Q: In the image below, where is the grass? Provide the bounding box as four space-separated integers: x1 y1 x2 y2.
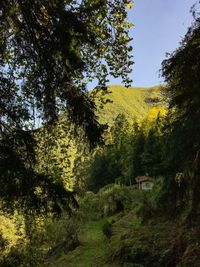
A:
44 219 120 267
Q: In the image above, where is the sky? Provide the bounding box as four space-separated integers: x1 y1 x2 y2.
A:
108 0 195 87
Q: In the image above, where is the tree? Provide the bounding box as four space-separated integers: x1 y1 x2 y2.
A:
129 123 146 180
161 4 200 218
84 150 120 192
0 0 133 213
75 114 133 192
109 114 133 184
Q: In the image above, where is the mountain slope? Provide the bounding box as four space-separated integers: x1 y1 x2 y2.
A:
94 85 165 124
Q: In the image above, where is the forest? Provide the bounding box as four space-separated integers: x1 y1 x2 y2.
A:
0 1 200 266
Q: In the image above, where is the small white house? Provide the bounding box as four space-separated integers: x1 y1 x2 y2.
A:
135 176 154 190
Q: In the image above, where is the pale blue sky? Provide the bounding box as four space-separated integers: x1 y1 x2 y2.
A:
108 0 195 87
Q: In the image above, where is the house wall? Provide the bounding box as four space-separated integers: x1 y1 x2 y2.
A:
141 181 154 190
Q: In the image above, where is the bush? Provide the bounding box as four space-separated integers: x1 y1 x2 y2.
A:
79 184 137 219
0 232 8 252
136 192 156 221
43 213 80 258
102 220 112 239
79 191 102 220
98 184 135 216
79 184 149 219
135 178 164 221
0 212 81 267
109 221 178 267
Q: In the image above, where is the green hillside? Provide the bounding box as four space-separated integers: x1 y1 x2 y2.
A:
34 85 166 191
94 85 165 124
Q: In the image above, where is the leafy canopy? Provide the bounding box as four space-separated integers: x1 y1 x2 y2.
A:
161 4 200 217
0 0 133 213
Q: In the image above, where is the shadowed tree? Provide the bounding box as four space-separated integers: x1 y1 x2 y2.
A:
161 3 200 218
0 0 133 214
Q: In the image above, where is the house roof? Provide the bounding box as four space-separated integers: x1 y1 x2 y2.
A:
135 176 154 183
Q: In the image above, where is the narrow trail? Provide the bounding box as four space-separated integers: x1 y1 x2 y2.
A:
48 220 120 267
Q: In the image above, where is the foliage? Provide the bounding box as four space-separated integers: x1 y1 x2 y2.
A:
85 150 122 192
37 85 165 194
98 184 134 216
0 0 133 213
44 213 80 259
0 212 25 257
0 212 81 267
109 218 178 267
35 117 79 190
78 191 102 220
77 116 131 191
1 0 133 126
102 220 112 239
79 184 139 221
161 4 200 218
77 107 167 193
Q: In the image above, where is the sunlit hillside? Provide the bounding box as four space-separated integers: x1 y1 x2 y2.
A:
94 85 165 124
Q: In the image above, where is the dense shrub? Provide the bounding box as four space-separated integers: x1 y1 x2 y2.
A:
79 191 102 220
109 220 178 267
44 213 80 258
136 192 157 221
79 184 138 219
0 212 81 267
98 184 135 216
102 220 112 239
